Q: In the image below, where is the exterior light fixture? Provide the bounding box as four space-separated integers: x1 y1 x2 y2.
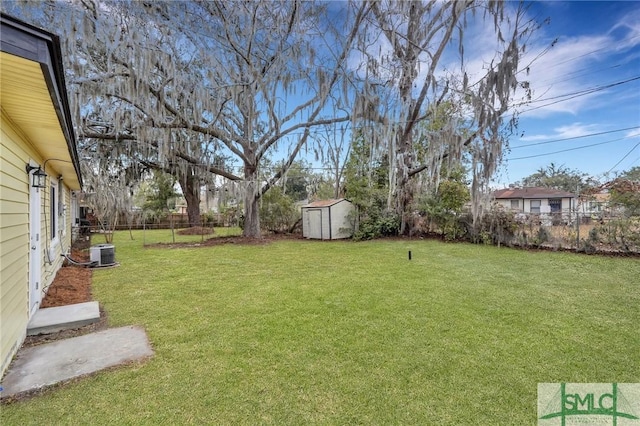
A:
26 164 47 188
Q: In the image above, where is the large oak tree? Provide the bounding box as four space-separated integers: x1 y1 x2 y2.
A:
356 0 539 232
12 0 368 237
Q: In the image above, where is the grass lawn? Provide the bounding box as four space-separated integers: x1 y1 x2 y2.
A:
2 230 639 424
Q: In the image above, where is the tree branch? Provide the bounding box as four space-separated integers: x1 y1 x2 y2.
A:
81 132 243 181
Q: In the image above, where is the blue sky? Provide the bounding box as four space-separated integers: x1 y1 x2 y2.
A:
4 0 637 188
325 0 640 188
495 0 640 186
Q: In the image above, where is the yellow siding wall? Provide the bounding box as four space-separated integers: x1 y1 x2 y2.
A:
1 113 31 376
0 113 73 376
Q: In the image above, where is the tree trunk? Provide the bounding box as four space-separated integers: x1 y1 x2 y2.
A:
178 171 202 228
242 164 261 238
395 169 415 235
395 127 416 235
243 193 261 238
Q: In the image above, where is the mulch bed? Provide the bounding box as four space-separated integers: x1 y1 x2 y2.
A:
24 239 108 347
40 246 93 308
145 232 303 248
176 226 215 236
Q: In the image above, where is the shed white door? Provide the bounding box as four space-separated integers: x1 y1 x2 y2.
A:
306 209 323 239
29 183 42 317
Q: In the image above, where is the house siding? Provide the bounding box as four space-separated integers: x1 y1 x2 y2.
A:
1 14 82 378
1 113 32 375
496 197 573 214
0 113 72 376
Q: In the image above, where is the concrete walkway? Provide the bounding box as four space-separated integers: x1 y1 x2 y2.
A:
27 301 100 335
1 326 153 400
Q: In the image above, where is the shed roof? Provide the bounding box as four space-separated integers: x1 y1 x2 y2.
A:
493 187 575 199
302 198 350 208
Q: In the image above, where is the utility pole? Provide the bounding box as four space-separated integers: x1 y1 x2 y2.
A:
575 185 580 249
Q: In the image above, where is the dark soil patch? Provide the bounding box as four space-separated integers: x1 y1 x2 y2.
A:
41 241 93 308
176 226 215 236
145 233 303 249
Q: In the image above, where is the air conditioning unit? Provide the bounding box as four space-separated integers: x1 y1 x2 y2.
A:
90 244 115 266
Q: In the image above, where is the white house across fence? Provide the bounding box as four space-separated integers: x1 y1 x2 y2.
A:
493 187 576 224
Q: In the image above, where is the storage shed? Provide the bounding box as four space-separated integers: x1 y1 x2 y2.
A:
301 199 355 240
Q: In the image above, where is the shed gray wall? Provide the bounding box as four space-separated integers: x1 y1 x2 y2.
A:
302 200 354 240
328 201 354 239
302 208 325 239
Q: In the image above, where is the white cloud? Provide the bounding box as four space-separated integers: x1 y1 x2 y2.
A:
346 2 638 122
518 122 601 142
512 5 640 119
435 6 615 117
511 33 615 117
626 128 640 138
610 7 640 50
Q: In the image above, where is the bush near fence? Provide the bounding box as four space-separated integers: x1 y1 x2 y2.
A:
79 206 639 254
464 207 640 254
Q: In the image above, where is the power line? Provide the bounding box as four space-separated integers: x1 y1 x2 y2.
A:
507 135 637 161
526 75 640 104
539 33 640 71
606 141 640 174
513 75 640 115
534 63 623 86
511 126 640 149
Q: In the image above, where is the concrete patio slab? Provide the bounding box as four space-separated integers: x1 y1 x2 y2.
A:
27 301 100 335
0 326 153 400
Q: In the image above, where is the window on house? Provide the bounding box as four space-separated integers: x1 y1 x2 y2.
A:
530 199 541 214
50 178 60 244
549 198 561 213
510 199 520 210
59 180 66 236
50 184 56 237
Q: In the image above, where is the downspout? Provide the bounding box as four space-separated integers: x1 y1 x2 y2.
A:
328 205 332 240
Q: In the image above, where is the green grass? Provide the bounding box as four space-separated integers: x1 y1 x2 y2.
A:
2 230 639 424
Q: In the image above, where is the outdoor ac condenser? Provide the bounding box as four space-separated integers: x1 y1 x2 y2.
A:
90 244 115 266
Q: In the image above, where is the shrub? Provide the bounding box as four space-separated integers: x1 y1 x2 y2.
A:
259 187 300 233
466 206 517 246
534 226 551 245
581 227 600 254
353 210 400 241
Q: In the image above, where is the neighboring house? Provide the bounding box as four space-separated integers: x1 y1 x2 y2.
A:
1 14 83 376
492 187 576 223
176 199 188 215
301 199 355 240
578 190 611 219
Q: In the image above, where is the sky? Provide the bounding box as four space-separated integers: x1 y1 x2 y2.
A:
3 0 638 190
494 0 640 187
321 0 640 189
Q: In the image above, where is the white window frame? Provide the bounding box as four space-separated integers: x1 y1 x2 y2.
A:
50 177 60 248
59 180 66 237
530 199 541 214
